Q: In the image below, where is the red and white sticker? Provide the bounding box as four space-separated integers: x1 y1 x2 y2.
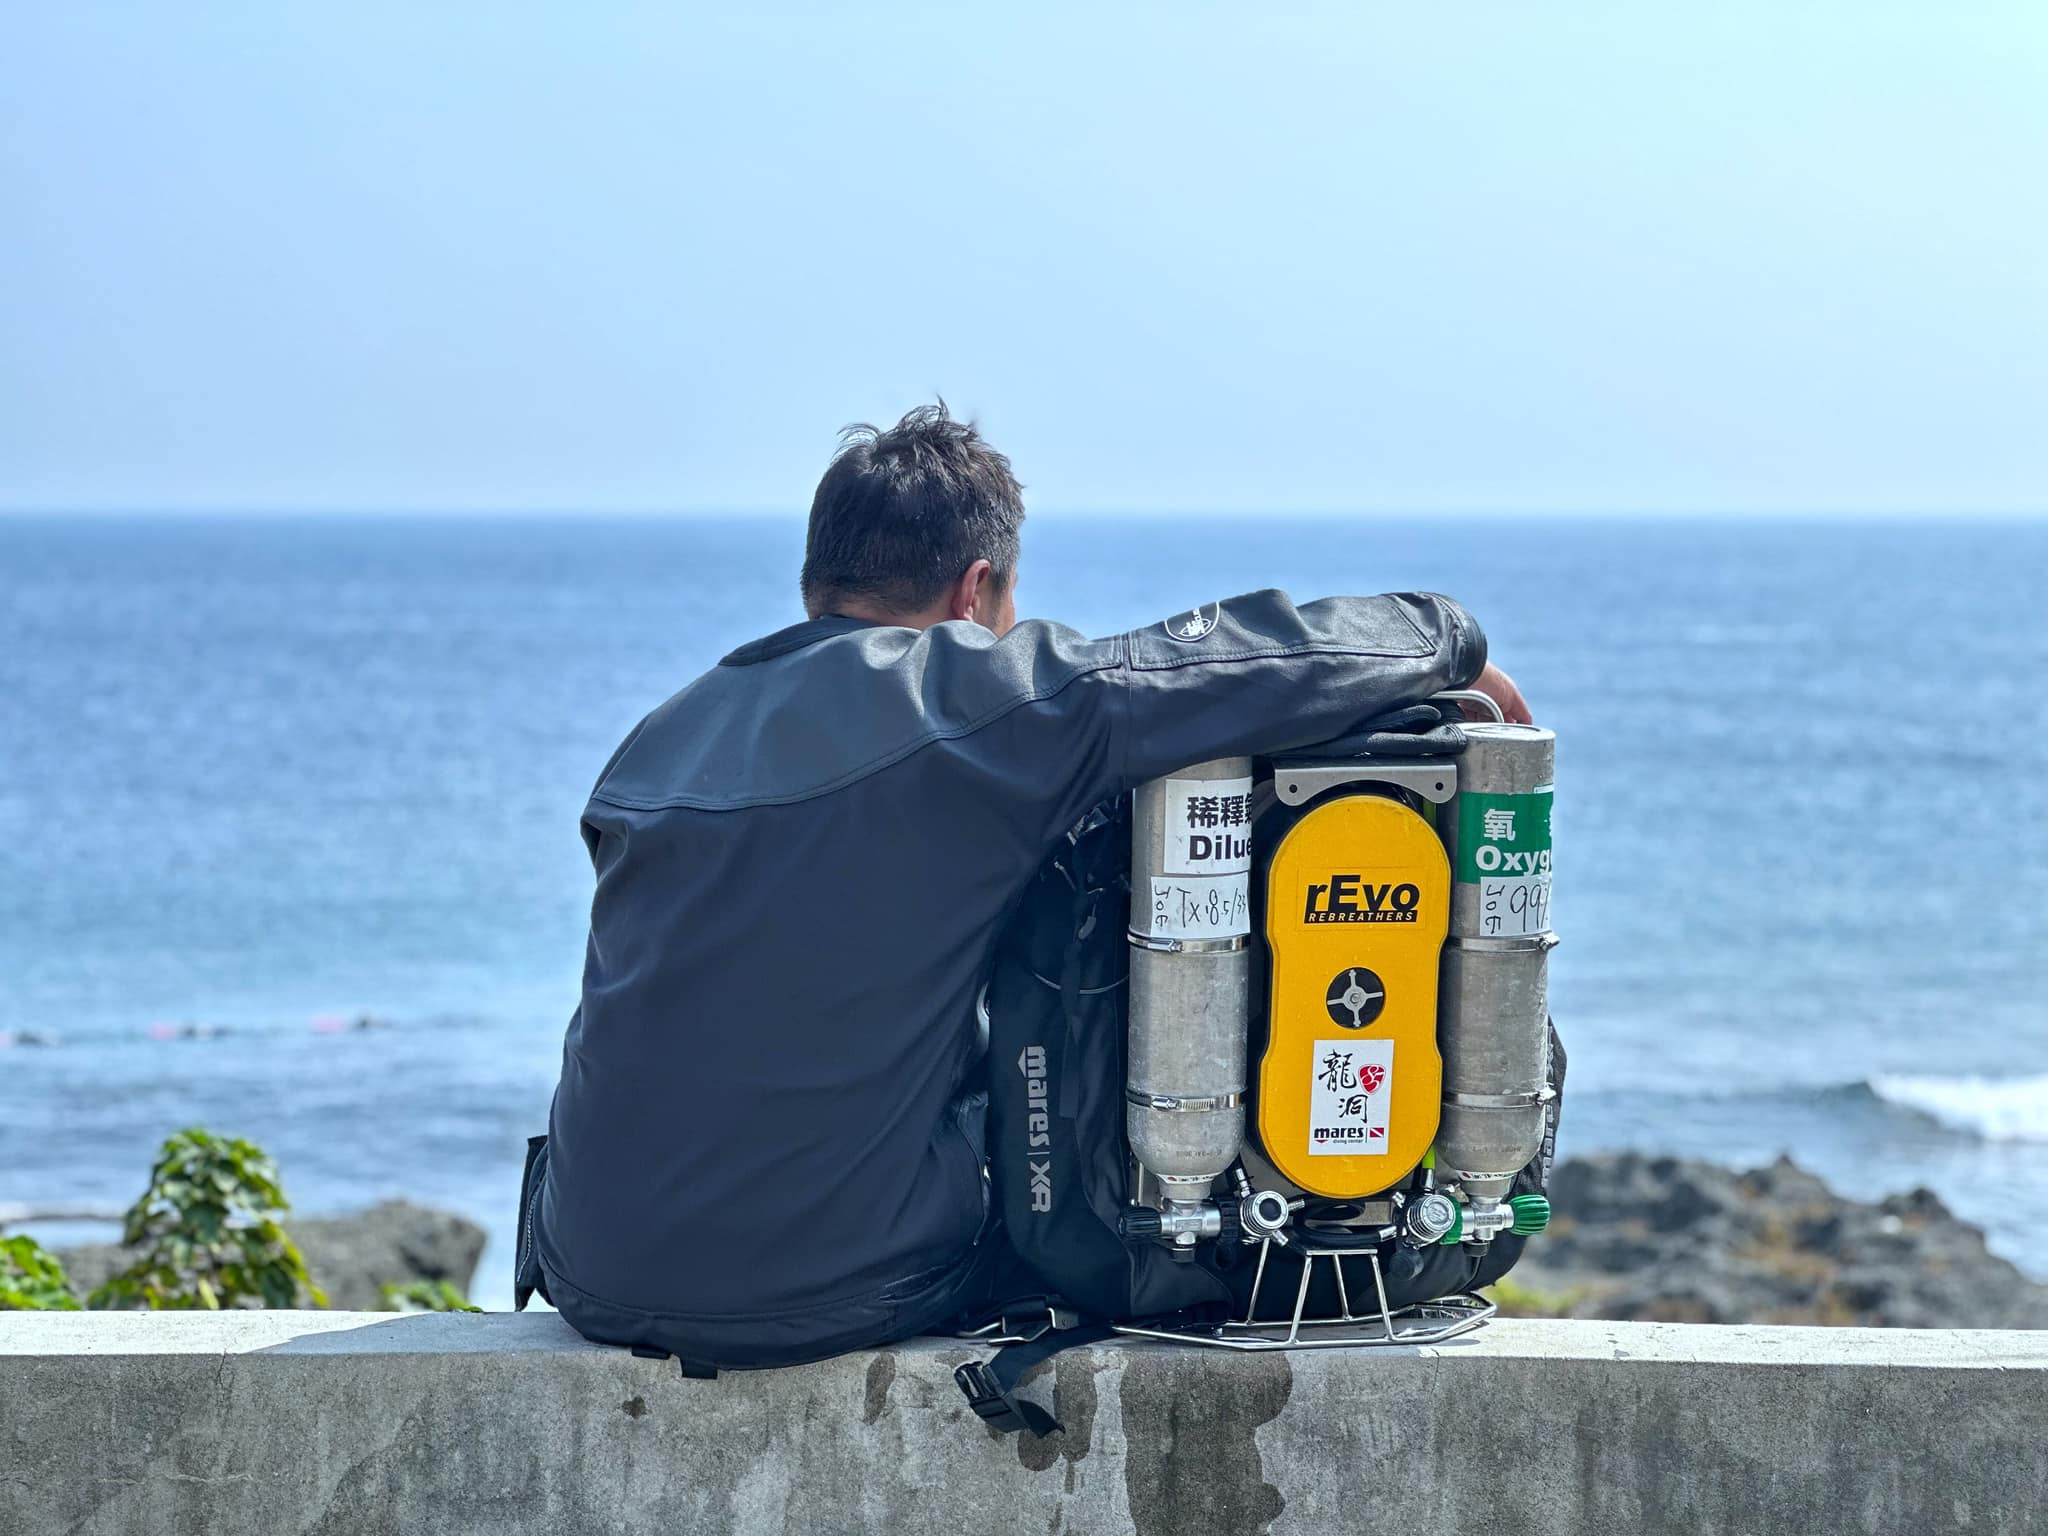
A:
1308 1038 1394 1156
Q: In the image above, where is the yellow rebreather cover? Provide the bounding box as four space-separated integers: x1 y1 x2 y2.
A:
1258 793 1449 1197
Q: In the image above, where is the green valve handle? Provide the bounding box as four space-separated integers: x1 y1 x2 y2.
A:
1435 1194 1550 1243
1508 1193 1551 1235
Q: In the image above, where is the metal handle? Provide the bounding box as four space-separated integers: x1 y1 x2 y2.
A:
1432 689 1505 724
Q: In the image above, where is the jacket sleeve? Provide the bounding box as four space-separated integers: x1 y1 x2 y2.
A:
975 589 1486 850
1112 590 1486 786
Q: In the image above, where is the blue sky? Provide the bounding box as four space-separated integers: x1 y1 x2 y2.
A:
3 4 2044 514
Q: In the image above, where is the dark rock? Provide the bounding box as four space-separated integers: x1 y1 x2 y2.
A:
294 1201 486 1310
53 1200 485 1311
1508 1150 2048 1329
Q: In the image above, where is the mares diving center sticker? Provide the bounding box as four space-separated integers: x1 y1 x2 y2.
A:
1456 786 1553 937
1142 774 1253 941
1308 1038 1394 1155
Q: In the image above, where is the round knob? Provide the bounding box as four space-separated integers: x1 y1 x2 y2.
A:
1405 1192 1458 1246
1241 1189 1293 1242
1508 1193 1551 1235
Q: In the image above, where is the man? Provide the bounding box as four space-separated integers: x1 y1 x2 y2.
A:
521 403 1526 1368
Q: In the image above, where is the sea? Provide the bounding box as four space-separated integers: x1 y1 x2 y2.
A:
3 512 2045 1308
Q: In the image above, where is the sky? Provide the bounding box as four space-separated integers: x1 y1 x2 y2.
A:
3 4 2045 516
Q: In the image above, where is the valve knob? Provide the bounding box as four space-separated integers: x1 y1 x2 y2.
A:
1508 1193 1551 1235
1404 1192 1459 1246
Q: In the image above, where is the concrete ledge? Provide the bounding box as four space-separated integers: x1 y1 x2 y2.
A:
3 1314 2044 1535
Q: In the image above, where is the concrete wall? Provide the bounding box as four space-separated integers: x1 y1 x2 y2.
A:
2 1312 2043 1536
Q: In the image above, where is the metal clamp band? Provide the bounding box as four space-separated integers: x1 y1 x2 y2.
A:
1126 930 1250 954
1444 933 1560 953
1443 1087 1557 1110
1126 1088 1245 1114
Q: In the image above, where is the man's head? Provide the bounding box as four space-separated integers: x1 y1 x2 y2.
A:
800 402 1023 636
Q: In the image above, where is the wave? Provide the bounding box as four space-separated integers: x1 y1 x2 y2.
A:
1867 1072 2048 1144
1570 1072 2048 1146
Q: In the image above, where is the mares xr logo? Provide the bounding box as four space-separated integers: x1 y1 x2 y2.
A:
1018 1045 1053 1212
1303 875 1423 924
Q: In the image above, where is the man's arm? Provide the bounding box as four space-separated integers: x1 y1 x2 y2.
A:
939 588 1492 853
1113 589 1489 787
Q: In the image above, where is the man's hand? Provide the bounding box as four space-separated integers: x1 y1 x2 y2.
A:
1466 662 1533 725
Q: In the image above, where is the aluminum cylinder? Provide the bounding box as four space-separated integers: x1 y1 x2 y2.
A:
1436 724 1555 1201
1126 757 1253 1198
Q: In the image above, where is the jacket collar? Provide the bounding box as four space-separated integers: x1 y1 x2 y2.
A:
719 614 885 667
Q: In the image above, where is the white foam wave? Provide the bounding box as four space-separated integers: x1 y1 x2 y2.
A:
1869 1072 2048 1144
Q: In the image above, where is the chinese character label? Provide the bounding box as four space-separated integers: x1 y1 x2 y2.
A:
1144 775 1255 939
1161 776 1255 876
1455 787 1553 936
1308 1038 1394 1155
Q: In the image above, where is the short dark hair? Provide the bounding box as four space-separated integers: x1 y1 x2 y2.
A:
800 401 1024 617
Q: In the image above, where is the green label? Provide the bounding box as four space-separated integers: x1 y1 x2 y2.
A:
1455 789 1553 885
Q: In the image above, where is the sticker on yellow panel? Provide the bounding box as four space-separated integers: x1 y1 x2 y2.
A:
1258 793 1448 1197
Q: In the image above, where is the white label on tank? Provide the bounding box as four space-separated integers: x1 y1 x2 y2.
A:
1308 1038 1394 1156
1161 776 1255 877
1142 874 1250 941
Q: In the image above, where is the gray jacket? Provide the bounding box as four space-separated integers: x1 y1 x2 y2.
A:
535 588 1486 1364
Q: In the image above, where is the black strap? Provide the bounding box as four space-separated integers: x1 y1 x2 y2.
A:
628 1343 718 1379
1538 1017 1567 1188
953 1322 1116 1437
1055 888 1095 1117
1275 701 1469 762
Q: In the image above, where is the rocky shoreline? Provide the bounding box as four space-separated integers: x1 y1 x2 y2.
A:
36 1152 2045 1327
52 1200 486 1312
1505 1151 2048 1329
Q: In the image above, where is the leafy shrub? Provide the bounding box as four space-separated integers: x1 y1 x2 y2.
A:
88 1129 327 1311
0 1235 81 1310
380 1280 481 1313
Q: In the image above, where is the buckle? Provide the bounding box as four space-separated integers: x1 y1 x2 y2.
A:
974 1302 1079 1346
954 1362 1031 1434
999 1310 1052 1344
953 1360 1062 1437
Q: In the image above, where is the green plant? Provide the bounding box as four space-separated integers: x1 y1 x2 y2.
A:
380 1280 481 1313
0 1235 82 1310
88 1129 327 1311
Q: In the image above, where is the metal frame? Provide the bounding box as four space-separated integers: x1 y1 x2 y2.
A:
954 1238 1493 1352
1273 761 1458 808
1112 1239 1494 1351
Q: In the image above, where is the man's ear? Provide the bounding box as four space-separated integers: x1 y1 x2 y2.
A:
948 560 996 624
